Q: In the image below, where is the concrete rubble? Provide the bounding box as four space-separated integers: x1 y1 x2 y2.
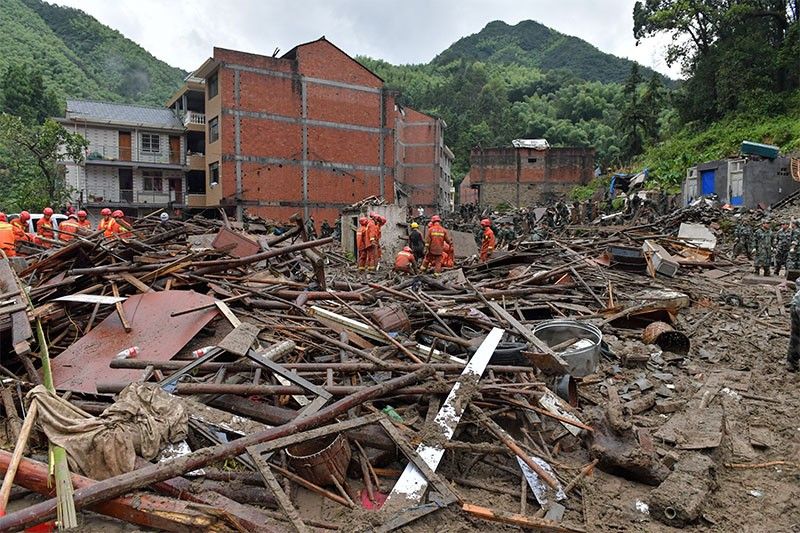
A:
0 199 798 532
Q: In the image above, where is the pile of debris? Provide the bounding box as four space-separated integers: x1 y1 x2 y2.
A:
0 207 797 532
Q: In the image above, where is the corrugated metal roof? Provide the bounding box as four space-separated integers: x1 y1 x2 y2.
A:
65 99 183 130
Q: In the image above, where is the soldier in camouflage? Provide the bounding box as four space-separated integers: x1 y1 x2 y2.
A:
752 220 773 276
774 222 792 275
788 287 800 372
732 217 752 259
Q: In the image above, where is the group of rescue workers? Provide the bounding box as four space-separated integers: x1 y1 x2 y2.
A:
0 207 133 258
355 213 497 276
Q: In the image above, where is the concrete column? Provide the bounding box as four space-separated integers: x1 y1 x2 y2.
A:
234 70 243 221
301 79 309 220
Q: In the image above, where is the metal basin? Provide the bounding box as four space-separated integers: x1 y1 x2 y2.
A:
533 320 602 377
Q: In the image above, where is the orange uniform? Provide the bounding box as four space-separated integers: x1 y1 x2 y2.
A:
422 221 452 273
98 217 116 238
116 221 132 238
366 219 380 271
0 221 16 257
11 219 30 243
442 242 455 269
36 216 55 241
356 222 369 271
58 218 80 242
394 248 416 273
77 219 92 231
480 226 496 262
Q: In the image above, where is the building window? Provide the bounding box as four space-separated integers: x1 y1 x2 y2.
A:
209 117 219 143
208 72 219 99
528 157 538 163
143 170 163 191
141 133 160 154
209 162 220 185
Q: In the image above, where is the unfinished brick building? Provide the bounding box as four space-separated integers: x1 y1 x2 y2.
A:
466 145 595 207
395 107 453 215
192 39 396 225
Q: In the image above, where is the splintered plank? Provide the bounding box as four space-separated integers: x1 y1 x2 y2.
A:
381 327 504 512
461 503 585 532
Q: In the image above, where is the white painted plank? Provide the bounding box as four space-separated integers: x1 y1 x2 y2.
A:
54 295 127 304
383 327 504 510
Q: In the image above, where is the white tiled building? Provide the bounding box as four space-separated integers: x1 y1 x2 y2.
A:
59 100 187 213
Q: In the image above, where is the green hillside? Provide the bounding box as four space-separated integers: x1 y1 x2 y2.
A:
434 20 669 85
0 0 185 108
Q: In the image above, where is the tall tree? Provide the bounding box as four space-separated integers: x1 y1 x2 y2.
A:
0 63 61 124
618 64 647 162
0 114 87 211
640 72 664 141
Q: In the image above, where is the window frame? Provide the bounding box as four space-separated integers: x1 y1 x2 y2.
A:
140 133 161 154
208 116 219 143
208 72 219 99
209 162 220 185
142 170 164 192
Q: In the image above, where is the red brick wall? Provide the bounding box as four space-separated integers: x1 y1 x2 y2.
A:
212 40 394 226
396 107 441 213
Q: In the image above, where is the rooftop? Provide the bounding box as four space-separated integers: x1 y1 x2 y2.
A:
65 99 184 130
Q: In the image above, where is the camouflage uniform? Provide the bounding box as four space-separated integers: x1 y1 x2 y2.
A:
752 225 773 276
788 288 800 371
774 225 792 275
732 221 752 259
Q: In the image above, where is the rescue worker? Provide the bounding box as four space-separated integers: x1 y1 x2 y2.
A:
788 286 800 372
113 210 132 238
775 222 792 275
375 215 386 265
98 208 116 238
442 241 455 269
58 214 80 242
421 215 452 274
0 214 15 257
366 213 381 271
76 210 92 232
479 218 496 262
752 220 773 277
732 217 753 259
37 207 55 245
408 222 424 262
356 217 370 272
393 246 417 274
11 211 31 244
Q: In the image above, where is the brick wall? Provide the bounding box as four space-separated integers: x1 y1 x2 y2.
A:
469 146 594 207
210 39 395 227
395 107 451 215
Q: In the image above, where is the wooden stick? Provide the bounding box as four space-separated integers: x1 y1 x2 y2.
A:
461 503 585 532
0 402 38 513
110 282 131 333
472 405 560 490
725 460 799 469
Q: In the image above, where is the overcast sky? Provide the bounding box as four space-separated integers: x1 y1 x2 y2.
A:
54 0 681 78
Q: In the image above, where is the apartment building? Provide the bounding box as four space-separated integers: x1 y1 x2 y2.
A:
59 100 187 213
395 106 454 215
175 38 397 226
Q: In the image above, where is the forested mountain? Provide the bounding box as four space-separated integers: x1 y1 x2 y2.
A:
0 0 185 107
433 20 668 85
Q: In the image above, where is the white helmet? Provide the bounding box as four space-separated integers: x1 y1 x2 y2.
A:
159 212 169 222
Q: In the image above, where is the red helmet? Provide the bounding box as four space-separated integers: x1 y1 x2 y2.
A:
101 208 112 216
369 212 378 219
403 246 411 252
112 210 124 218
431 215 441 223
379 216 387 224
0 213 6 222
480 218 492 227
359 217 368 226
43 207 54 216
19 211 30 222
77 210 87 219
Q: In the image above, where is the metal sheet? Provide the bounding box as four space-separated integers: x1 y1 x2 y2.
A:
51 290 219 393
211 227 261 258
53 295 127 304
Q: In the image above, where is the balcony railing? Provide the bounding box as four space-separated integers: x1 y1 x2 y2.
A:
183 111 206 126
85 144 184 166
85 188 185 205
